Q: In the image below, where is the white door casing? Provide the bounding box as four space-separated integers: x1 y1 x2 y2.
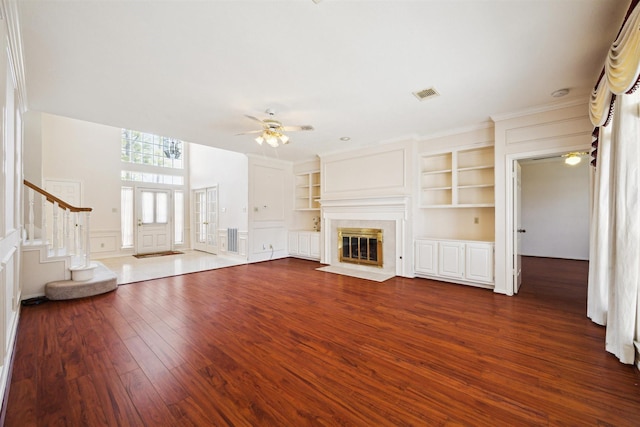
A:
514 161 523 294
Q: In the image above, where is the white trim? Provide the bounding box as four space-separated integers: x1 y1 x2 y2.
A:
418 121 495 142
491 97 589 123
501 144 590 295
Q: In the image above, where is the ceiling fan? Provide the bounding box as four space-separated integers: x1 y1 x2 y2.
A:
237 109 314 147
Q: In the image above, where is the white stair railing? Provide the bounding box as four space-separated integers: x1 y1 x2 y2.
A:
23 180 93 267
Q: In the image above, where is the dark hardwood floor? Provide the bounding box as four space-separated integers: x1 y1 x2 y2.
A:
5 257 640 426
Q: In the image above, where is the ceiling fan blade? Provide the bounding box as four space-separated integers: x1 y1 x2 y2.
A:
236 130 264 135
245 115 266 125
281 125 314 132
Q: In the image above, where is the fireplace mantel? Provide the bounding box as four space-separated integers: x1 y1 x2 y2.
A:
320 196 411 277
319 196 410 213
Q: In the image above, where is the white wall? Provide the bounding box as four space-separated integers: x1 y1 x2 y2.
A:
248 155 292 262
190 143 248 233
520 158 589 260
41 113 122 230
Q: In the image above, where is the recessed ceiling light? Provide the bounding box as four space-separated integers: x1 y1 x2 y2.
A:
340 137 351 141
551 88 570 98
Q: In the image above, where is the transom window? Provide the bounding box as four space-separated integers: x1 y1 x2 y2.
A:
120 170 184 185
121 129 183 169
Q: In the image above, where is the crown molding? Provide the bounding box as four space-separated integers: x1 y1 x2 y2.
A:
490 96 588 123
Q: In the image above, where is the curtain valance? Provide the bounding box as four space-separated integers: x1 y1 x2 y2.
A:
590 0 640 165
590 1 640 125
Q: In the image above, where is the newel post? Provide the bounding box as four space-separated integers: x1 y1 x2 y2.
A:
84 211 91 267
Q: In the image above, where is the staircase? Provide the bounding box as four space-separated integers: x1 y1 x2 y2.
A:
21 180 117 300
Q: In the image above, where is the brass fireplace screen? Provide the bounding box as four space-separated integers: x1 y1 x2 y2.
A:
338 228 383 268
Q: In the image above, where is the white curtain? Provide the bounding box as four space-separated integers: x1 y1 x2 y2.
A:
587 124 611 326
588 0 640 365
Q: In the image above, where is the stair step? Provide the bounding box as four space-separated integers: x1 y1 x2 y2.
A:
45 262 117 301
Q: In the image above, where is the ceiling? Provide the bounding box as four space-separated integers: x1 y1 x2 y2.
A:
17 0 627 163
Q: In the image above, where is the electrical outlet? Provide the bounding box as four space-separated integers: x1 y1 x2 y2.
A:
474 217 479 224
269 244 273 249
262 244 266 250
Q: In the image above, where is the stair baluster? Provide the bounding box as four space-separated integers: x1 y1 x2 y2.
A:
52 201 59 256
27 187 34 242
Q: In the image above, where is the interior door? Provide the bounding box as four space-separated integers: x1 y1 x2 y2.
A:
513 161 524 294
136 188 172 255
193 186 218 254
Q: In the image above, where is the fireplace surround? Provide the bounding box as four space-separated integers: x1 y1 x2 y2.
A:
320 196 410 277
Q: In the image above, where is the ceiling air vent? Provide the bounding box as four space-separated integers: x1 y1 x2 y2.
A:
413 87 440 101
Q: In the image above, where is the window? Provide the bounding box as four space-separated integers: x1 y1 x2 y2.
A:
174 191 184 244
120 170 184 185
121 187 134 247
121 129 183 169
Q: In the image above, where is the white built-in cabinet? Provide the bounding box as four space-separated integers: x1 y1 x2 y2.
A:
289 231 321 260
415 238 494 288
420 145 494 208
295 171 321 210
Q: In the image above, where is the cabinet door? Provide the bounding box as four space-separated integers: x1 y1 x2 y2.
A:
438 241 465 278
288 232 299 255
465 243 494 283
298 232 311 256
309 232 321 259
415 240 438 275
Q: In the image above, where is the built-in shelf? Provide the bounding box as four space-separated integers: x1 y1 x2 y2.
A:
295 171 320 210
420 145 494 208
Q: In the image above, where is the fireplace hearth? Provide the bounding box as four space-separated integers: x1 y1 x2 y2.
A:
338 228 383 268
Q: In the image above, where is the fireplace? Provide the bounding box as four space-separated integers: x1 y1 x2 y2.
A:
320 196 410 277
338 228 383 268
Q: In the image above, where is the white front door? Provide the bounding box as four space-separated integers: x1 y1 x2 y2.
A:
136 188 172 255
193 186 218 254
513 161 523 294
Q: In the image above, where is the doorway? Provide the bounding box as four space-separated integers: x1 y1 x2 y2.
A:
193 186 218 254
512 155 591 294
135 187 172 255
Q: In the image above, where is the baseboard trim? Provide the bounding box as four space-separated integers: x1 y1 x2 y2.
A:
0 308 20 426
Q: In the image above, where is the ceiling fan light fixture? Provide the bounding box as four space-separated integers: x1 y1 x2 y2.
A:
564 154 582 166
266 133 279 147
563 151 587 166
239 109 313 148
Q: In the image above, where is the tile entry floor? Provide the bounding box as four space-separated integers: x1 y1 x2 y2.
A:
97 250 246 285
